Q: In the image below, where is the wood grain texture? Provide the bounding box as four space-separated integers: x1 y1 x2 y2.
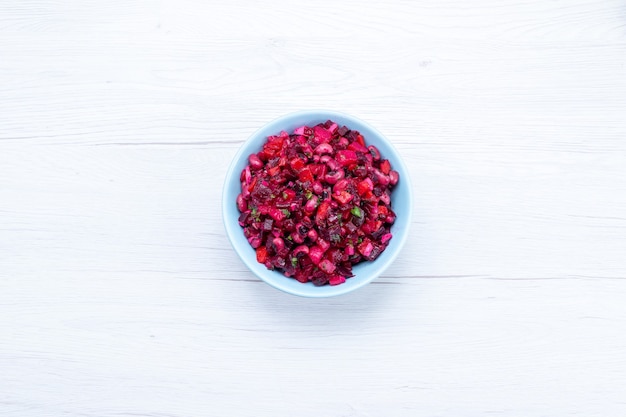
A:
1 1 626 416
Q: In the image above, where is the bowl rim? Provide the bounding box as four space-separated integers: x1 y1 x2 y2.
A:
222 109 412 297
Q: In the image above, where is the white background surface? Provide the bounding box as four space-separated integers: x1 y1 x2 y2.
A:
2 1 626 416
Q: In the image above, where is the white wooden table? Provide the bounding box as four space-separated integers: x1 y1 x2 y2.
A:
2 1 626 416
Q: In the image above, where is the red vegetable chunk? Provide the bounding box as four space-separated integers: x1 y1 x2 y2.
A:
237 121 398 286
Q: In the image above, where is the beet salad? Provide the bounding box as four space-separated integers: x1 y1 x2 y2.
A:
237 120 399 286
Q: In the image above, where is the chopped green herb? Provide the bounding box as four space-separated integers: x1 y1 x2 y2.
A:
282 192 288 199
305 190 313 200
281 209 290 217
291 257 298 267
351 206 363 218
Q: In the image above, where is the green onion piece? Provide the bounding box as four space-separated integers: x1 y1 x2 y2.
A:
351 206 363 218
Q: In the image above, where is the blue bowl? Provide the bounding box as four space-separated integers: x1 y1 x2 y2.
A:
222 110 412 297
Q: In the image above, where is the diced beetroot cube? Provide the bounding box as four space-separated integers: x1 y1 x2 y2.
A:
367 204 379 217
362 190 376 202
316 164 327 179
335 150 358 167
314 126 332 143
357 240 373 257
327 248 343 264
309 245 324 265
333 191 353 205
319 259 336 274
312 276 328 286
362 219 382 234
268 166 280 177
315 201 330 224
309 163 327 178
298 168 314 183
328 275 346 286
332 178 349 194
294 126 306 135
347 141 368 153
290 157 306 172
378 205 388 216
263 137 284 157
282 189 296 201
357 178 374 196
317 238 330 252
380 159 391 175
256 246 268 263
269 208 285 222
295 273 308 283
247 176 258 193
308 163 320 176
366 244 383 261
